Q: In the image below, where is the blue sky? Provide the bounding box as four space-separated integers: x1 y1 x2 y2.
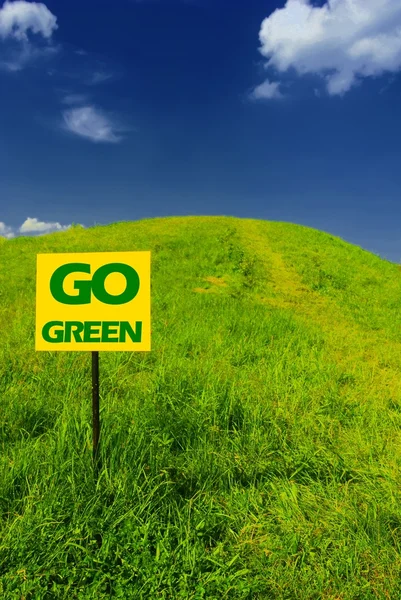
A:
1 0 401 264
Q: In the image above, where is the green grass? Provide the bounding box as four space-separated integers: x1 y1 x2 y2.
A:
1 215 401 599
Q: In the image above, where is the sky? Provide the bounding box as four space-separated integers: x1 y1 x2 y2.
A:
1 0 401 264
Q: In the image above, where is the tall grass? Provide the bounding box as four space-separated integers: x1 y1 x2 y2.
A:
1 215 401 598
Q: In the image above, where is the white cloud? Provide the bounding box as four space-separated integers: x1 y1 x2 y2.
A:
61 105 124 143
19 216 70 234
0 221 15 238
0 0 57 41
250 78 284 99
254 0 401 96
0 217 85 239
0 0 58 70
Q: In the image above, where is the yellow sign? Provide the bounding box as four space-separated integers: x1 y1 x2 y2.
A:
35 251 151 352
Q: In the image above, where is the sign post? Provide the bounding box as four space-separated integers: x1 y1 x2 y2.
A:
35 251 151 479
92 350 100 475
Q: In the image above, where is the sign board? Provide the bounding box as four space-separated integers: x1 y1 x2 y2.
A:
35 251 151 352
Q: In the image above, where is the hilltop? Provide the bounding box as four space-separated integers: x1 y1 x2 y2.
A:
1 215 401 599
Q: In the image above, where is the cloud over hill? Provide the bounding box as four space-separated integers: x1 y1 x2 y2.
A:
252 0 401 98
0 217 85 239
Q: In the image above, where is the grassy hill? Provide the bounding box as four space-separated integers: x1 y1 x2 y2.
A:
1 215 401 599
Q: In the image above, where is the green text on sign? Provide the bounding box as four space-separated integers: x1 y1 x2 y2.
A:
42 321 142 343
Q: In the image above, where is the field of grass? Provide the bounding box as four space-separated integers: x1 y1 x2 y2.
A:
1 215 401 599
